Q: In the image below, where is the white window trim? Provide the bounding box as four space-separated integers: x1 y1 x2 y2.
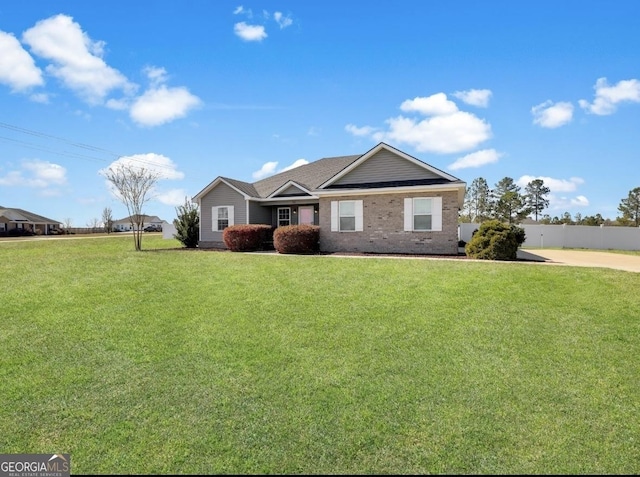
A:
212 205 234 232
331 200 363 232
404 197 442 232
277 207 291 227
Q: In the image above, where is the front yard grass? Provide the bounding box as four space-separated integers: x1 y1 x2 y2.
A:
0 236 638 474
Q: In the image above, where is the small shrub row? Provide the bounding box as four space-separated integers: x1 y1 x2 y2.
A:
465 219 526 260
273 225 319 254
223 224 273 252
0 228 36 237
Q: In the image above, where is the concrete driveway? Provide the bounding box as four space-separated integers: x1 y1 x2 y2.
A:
518 249 640 273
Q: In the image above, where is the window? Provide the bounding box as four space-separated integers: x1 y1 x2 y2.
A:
277 207 291 227
331 200 363 232
213 206 234 231
404 197 442 232
217 207 229 230
413 198 432 231
339 201 356 231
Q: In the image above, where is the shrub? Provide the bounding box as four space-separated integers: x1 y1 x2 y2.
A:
223 224 273 252
273 225 320 254
8 227 35 237
173 198 200 248
465 220 526 260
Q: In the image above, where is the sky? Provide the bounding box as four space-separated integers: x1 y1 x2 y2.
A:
1 1 639 227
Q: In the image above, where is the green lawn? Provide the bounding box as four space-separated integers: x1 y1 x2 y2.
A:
1 236 638 474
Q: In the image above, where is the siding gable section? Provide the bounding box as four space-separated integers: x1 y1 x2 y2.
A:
331 149 443 186
271 182 312 198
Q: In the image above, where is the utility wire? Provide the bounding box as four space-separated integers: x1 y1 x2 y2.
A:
0 120 179 171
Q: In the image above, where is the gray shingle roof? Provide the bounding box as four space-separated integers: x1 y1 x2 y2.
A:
252 154 361 198
0 207 60 224
113 214 163 223
221 177 259 197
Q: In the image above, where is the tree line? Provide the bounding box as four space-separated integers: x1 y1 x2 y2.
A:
461 178 640 227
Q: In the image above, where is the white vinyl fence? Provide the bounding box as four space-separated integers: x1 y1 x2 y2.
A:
459 223 640 251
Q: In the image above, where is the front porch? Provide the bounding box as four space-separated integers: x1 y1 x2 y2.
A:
263 203 319 227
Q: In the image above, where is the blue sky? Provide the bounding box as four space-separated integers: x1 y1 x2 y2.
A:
1 1 639 226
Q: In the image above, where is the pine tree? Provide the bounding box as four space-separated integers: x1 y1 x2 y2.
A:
524 179 550 222
617 187 640 226
491 177 530 224
462 177 491 223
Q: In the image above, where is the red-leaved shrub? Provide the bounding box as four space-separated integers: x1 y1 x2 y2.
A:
223 224 273 252
273 225 319 254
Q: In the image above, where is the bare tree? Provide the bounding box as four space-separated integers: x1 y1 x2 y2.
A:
102 164 160 251
102 207 114 233
63 217 73 234
86 217 100 232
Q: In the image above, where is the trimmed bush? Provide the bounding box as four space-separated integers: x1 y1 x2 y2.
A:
223 224 273 252
273 225 319 254
465 220 526 260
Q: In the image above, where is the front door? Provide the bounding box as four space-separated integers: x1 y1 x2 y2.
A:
298 206 315 225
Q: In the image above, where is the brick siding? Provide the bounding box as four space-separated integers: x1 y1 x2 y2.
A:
319 191 459 255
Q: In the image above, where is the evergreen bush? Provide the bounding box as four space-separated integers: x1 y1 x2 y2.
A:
465 220 526 260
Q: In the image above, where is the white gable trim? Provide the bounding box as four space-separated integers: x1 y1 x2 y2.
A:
267 180 315 198
317 142 461 189
193 177 251 201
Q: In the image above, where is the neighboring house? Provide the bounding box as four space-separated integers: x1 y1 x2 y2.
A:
193 142 466 255
0 206 61 235
112 215 164 232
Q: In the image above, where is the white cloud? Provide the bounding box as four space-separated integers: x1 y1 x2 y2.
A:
548 193 590 210
372 111 491 154
345 124 377 136
129 84 201 127
531 100 574 128
274 12 293 29
252 161 278 180
156 188 189 206
452 89 492 107
400 93 458 116
105 98 129 110
22 14 133 104
233 6 248 15
571 195 589 206
349 92 491 154
281 159 309 172
234 22 267 41
102 153 185 181
0 159 67 190
448 149 502 170
0 31 44 91
252 158 309 180
579 77 640 115
144 66 168 87
29 92 49 103
516 175 584 193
